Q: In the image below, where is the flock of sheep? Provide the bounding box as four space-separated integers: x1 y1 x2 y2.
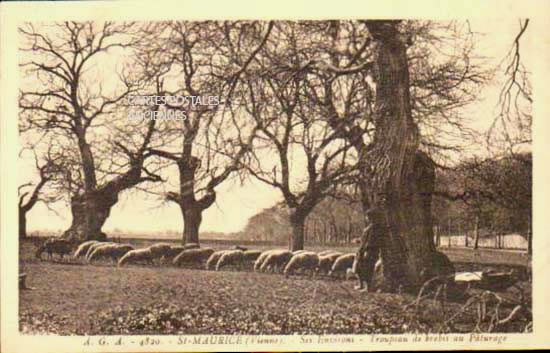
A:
35 238 360 279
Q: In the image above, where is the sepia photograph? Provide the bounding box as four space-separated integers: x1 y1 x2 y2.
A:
1 1 549 351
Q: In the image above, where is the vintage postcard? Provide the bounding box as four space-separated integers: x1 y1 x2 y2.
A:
1 0 549 351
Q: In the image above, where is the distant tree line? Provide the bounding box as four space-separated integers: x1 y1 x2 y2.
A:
242 151 532 250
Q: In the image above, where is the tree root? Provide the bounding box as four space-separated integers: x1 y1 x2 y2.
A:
403 276 531 333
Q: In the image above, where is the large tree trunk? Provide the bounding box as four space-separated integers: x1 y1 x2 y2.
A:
181 205 202 245
62 156 152 243
359 21 454 293
63 125 105 243
19 209 27 239
61 191 113 242
174 155 200 246
61 104 158 244
289 209 306 251
172 156 213 246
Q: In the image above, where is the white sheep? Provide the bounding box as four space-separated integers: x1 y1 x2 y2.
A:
284 252 319 277
162 245 186 263
147 243 173 264
173 248 215 266
253 250 274 272
148 243 172 256
85 242 113 260
318 252 343 274
215 250 245 271
254 249 289 272
259 250 293 273
328 253 356 277
73 240 100 258
118 248 153 267
88 244 134 263
206 250 228 270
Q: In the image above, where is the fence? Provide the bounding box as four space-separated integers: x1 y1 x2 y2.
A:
434 233 528 250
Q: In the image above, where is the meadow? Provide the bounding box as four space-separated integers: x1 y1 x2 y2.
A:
19 238 532 335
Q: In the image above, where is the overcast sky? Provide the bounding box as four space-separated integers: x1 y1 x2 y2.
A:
20 19 533 236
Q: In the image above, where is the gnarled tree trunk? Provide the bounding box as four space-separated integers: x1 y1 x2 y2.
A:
61 192 112 242
62 155 156 243
289 209 306 251
358 21 454 293
19 211 27 239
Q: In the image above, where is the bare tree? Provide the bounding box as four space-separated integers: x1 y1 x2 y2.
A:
436 153 532 252
351 21 498 291
492 19 532 253
490 19 531 153
263 20 487 290
19 22 163 242
289 20 468 290
283 20 486 166
334 20 437 292
234 19 485 258
305 195 364 245
18 147 65 239
128 21 272 245
239 22 357 251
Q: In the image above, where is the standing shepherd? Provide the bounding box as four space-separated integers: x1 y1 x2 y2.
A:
353 207 384 291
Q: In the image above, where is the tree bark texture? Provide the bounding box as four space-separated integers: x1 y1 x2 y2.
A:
358 21 454 293
62 156 149 243
289 209 306 251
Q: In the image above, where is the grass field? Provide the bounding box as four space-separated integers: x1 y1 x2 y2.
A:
19 239 532 335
